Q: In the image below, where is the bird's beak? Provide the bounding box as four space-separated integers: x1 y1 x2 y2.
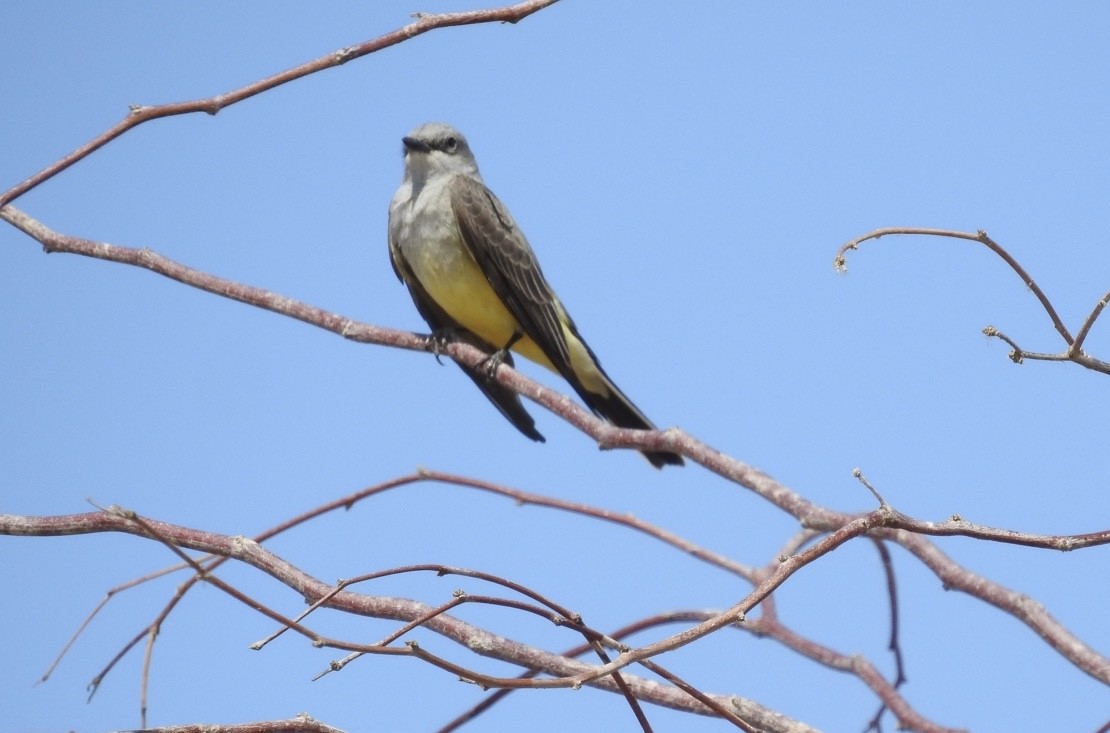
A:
402 136 430 153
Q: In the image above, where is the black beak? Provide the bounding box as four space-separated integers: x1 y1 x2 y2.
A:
402 136 430 153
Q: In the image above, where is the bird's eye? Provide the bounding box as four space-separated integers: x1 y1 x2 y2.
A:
444 136 458 152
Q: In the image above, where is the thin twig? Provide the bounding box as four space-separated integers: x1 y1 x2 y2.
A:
835 226 1110 375
0 1 560 208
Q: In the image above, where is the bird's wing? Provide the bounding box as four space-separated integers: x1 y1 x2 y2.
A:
448 175 573 374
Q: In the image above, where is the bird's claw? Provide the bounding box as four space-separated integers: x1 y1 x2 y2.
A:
478 348 509 379
426 328 459 365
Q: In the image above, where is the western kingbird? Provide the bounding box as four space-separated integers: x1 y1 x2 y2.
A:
388 122 683 468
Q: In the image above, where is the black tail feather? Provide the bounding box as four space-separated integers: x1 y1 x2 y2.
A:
579 384 684 469
457 361 545 443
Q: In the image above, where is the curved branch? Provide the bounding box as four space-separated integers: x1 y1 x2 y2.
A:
834 227 1110 376
0 0 560 208
890 529 1110 685
834 227 1072 343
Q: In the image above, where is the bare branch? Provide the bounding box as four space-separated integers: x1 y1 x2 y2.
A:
0 1 560 208
835 226 1110 375
128 714 348 733
890 529 1110 685
1071 286 1110 351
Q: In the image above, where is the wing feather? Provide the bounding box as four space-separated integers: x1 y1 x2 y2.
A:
449 176 574 374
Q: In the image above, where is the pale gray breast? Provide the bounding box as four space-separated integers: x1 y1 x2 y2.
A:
391 174 471 276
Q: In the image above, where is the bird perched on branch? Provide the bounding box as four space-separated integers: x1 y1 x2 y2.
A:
388 122 683 468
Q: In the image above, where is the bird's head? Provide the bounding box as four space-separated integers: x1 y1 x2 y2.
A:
401 122 480 183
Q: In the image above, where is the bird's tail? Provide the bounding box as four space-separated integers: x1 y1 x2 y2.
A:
458 358 545 443
576 374 684 469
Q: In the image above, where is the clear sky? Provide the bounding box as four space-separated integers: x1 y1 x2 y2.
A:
2 2 1108 731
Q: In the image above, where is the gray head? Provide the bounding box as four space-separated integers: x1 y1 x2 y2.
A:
400 122 481 183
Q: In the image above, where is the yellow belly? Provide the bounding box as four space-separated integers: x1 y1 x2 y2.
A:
414 245 558 373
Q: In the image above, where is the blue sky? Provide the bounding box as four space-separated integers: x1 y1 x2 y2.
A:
2 2 1108 731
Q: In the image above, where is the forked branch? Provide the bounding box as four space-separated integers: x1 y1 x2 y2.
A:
836 227 1110 375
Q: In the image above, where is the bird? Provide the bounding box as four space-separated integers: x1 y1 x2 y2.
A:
387 122 683 468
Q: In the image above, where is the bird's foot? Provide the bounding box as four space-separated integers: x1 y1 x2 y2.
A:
426 327 463 365
478 348 510 379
